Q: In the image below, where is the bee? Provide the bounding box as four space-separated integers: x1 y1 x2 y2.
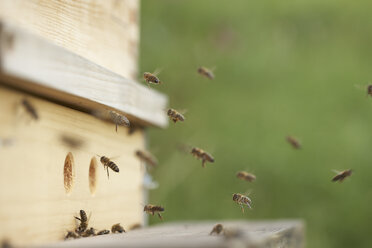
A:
75 210 89 234
232 193 252 213
236 171 256 182
367 85 372 97
191 147 215 167
21 98 38 120
98 155 120 179
143 71 162 85
286 136 301 149
111 223 125 233
332 169 353 182
143 204 164 220
210 224 224 235
1 239 12 248
109 110 130 132
65 231 79 240
97 230 110 235
223 228 244 240
82 227 96 237
197 67 215 80
167 108 185 123
60 134 84 149
135 150 158 167
129 223 142 231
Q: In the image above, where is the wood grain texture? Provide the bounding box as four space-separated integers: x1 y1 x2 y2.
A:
0 86 147 246
46 220 305 248
0 0 139 80
0 21 168 128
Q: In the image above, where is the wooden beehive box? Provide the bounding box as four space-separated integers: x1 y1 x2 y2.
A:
0 0 167 246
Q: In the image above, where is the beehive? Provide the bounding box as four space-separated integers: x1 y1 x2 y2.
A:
0 0 167 246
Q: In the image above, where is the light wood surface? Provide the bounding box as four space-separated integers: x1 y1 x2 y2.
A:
0 0 139 80
46 220 305 248
0 21 168 128
0 86 147 246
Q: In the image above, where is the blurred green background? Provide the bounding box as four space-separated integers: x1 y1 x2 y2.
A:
139 1 372 247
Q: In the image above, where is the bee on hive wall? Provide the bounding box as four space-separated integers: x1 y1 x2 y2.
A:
197 67 215 80
21 98 39 120
191 147 215 167
232 193 252 213
75 210 89 234
286 136 301 149
210 224 224 235
332 169 353 182
236 171 256 182
64 231 79 240
167 108 185 123
143 204 164 220
97 230 110 235
111 223 125 233
82 227 96 237
97 155 120 179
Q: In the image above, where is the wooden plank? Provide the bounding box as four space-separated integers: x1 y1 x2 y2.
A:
46 220 305 248
0 86 147 246
0 0 139 80
0 21 168 128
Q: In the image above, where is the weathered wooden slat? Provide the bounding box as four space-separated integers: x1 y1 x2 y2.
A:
0 0 139 80
46 220 304 248
0 21 168 127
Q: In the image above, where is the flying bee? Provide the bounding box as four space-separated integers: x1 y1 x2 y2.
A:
135 150 158 168
111 223 125 233
236 171 256 182
97 230 110 235
64 231 79 240
197 67 215 80
286 136 301 149
191 147 215 167
232 193 252 213
21 98 38 120
332 169 353 182
167 108 185 123
143 71 162 85
82 227 96 237
97 155 120 179
109 110 130 132
367 85 372 97
75 210 89 234
143 204 164 220
210 224 224 235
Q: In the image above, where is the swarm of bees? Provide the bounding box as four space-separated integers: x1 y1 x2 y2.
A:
191 147 215 167
143 204 164 220
167 108 185 123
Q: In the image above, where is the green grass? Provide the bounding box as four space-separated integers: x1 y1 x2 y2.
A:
140 1 372 247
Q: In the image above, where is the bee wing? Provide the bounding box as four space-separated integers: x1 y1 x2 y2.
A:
152 68 163 76
332 169 341 174
244 189 253 196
